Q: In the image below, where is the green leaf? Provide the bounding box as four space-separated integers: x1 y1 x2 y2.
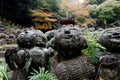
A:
29 67 58 80
0 61 8 80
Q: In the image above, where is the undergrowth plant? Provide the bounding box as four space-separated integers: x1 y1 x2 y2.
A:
82 30 106 63
29 67 58 80
0 61 8 80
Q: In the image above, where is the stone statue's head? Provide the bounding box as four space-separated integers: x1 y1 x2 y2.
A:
17 29 47 48
49 26 88 51
98 27 120 52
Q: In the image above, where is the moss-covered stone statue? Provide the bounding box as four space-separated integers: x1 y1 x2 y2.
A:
28 47 54 72
5 47 19 70
5 29 54 79
98 27 120 80
98 27 120 52
47 26 96 80
17 29 46 48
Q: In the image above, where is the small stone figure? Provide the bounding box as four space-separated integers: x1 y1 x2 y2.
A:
5 47 19 70
0 33 8 39
48 26 96 80
5 29 54 79
8 50 29 80
98 27 120 80
17 29 54 73
28 47 54 73
6 34 16 44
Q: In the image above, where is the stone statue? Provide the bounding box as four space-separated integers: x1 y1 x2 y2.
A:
7 50 29 80
28 47 54 73
17 29 47 48
98 27 120 80
48 26 96 80
5 47 19 70
5 29 54 79
98 27 120 52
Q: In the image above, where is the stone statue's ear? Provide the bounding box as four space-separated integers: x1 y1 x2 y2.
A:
82 39 88 49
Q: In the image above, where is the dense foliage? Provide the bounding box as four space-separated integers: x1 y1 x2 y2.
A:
89 0 106 5
30 9 58 31
28 0 59 12
89 0 120 27
82 30 106 63
0 0 33 27
0 0 59 27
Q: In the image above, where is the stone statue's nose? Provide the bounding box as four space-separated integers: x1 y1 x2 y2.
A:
64 30 70 34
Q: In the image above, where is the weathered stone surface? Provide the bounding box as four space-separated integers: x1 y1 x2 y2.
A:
5 47 19 70
45 30 56 41
48 26 88 61
54 56 96 80
49 26 96 80
99 55 120 80
98 27 120 80
54 26 87 51
17 29 47 48
98 27 120 52
28 47 54 72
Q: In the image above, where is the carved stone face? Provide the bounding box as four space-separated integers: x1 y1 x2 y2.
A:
53 26 87 51
98 27 120 52
17 29 47 48
29 47 50 68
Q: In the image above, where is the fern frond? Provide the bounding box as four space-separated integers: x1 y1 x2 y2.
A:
29 67 58 80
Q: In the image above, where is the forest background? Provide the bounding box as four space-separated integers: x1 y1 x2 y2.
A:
0 0 120 29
